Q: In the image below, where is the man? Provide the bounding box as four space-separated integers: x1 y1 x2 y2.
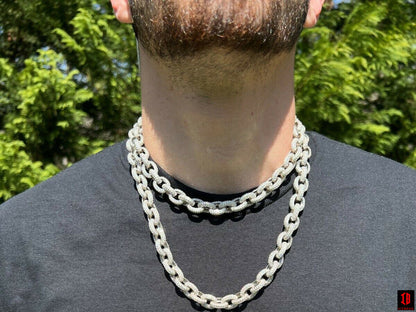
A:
1 0 415 311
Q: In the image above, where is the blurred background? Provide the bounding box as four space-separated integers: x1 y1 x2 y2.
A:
0 0 415 203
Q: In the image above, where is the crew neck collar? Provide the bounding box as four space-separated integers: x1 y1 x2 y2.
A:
122 131 316 203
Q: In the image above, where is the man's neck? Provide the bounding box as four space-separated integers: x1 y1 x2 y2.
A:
139 47 296 194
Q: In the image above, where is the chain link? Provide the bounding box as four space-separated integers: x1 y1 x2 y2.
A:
127 116 311 310
127 117 306 216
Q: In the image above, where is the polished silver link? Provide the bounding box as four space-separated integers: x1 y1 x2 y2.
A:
127 116 311 310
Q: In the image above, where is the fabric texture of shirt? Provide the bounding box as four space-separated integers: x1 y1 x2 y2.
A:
0 132 415 312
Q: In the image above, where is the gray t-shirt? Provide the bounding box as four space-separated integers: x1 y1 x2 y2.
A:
0 132 415 311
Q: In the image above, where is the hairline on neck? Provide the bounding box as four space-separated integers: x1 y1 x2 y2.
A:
138 43 295 99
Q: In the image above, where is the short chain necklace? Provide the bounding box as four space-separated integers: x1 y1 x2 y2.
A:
127 116 311 310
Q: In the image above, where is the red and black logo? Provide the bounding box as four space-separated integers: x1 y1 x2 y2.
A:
398 290 415 310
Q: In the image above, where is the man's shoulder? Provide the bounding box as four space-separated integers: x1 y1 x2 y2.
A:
307 131 415 222
308 131 415 212
0 140 132 221
0 141 143 310
308 131 416 182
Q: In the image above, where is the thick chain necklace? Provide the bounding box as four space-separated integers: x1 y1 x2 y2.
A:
127 116 311 310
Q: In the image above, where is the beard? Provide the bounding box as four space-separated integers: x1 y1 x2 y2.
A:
129 0 309 59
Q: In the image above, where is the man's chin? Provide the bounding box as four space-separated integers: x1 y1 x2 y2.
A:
130 0 308 59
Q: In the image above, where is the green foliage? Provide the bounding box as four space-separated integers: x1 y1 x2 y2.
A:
0 0 415 203
296 0 416 166
0 135 59 202
5 49 93 163
54 7 140 137
0 0 140 203
0 0 93 67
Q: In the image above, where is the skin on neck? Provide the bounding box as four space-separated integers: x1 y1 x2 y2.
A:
111 0 325 194
140 46 296 194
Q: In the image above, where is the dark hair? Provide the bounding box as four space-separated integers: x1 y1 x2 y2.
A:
129 0 309 59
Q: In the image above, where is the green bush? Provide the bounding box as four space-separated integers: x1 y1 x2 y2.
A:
0 136 59 201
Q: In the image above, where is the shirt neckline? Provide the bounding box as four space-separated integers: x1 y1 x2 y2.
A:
122 131 317 203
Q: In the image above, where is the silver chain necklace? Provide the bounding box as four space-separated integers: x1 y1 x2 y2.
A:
127 116 311 310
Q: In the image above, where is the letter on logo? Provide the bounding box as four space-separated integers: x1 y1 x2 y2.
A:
402 292 412 306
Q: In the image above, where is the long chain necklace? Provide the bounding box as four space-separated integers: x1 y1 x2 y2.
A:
127 116 311 310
